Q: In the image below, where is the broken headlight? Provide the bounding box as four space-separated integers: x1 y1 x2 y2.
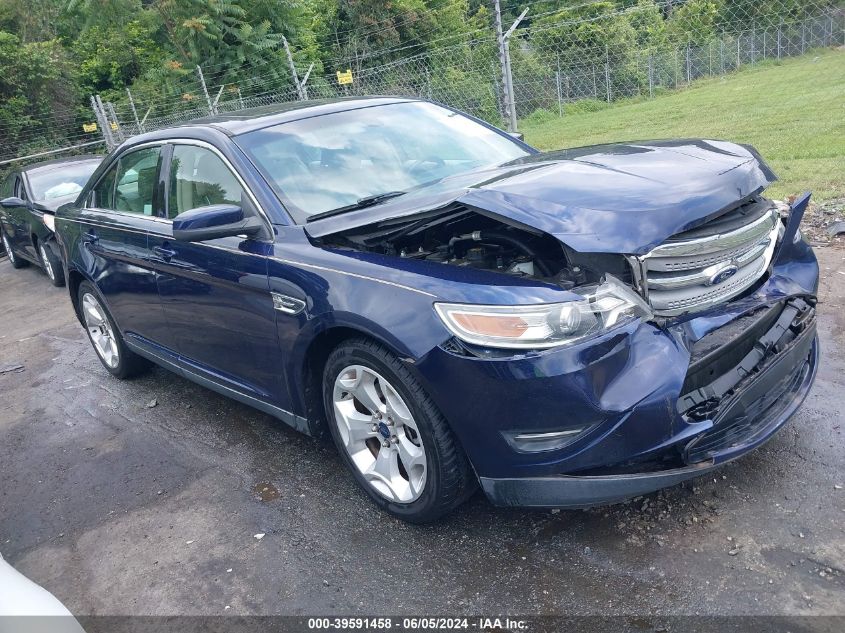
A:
434 275 652 349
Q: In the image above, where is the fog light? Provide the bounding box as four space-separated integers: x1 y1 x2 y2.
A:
506 425 596 453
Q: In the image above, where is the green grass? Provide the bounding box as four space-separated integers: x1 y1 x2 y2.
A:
521 49 845 202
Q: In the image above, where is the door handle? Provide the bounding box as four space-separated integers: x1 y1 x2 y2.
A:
82 232 98 245
153 245 175 262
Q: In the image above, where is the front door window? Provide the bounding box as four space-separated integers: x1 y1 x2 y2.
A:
168 145 244 219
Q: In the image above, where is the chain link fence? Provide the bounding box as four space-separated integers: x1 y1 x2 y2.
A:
3 0 844 164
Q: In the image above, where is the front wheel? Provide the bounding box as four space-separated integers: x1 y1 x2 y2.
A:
39 241 65 287
78 281 150 379
323 338 476 523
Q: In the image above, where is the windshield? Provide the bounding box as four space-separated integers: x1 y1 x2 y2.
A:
28 159 101 201
236 101 529 222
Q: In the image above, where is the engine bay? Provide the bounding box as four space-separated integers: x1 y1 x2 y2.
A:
318 206 633 290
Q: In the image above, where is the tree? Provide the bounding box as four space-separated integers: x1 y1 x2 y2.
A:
0 31 78 154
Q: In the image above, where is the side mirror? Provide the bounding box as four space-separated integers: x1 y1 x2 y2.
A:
508 131 525 142
172 204 266 242
0 196 26 209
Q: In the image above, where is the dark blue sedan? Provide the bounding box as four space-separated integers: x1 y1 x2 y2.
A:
1 156 102 286
55 97 819 522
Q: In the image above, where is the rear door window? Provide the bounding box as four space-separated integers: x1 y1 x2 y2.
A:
92 166 117 209
92 147 161 215
114 147 161 215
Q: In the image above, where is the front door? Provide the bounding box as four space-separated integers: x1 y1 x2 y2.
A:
74 145 170 347
149 142 283 403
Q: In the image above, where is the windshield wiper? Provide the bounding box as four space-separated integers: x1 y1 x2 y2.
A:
306 191 407 222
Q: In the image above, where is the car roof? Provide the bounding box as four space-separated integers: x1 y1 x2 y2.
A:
23 154 103 176
128 96 421 144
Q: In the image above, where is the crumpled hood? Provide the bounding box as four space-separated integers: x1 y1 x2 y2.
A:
305 139 776 255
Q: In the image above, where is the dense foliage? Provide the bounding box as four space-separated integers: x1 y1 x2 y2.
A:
0 0 837 160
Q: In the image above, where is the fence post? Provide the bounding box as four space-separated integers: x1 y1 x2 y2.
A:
674 48 679 87
592 64 597 98
635 53 640 96
493 0 527 132
801 22 806 53
299 62 315 101
105 102 124 143
493 0 513 131
751 27 755 64
237 88 244 110
777 24 782 60
90 95 112 151
685 42 691 84
126 88 142 134
648 53 653 98
282 36 305 100
736 35 741 68
212 85 225 112
555 63 562 117
196 65 214 115
720 38 725 74
838 12 842 46
708 40 713 76
91 95 115 151
763 29 767 60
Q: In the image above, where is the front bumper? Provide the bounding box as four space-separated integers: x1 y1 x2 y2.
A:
414 240 820 507
480 327 818 508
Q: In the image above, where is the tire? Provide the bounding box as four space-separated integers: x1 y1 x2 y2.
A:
39 241 65 287
2 231 27 269
323 338 476 523
77 281 151 379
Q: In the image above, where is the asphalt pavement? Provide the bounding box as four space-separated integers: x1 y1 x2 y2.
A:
0 248 843 617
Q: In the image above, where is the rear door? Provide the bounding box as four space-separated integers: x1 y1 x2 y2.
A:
74 144 171 348
0 173 17 252
7 175 33 256
149 141 283 403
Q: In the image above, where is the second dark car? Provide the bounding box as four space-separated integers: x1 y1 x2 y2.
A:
0 155 102 286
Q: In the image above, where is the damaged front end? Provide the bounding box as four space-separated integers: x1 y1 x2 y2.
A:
304 140 819 508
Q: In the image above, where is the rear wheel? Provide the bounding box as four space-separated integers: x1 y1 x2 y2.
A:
39 241 65 287
323 338 476 523
2 231 26 269
78 281 150 378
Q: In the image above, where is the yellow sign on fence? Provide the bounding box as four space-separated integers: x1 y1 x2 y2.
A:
82 122 98 133
336 69 353 85
110 122 119 131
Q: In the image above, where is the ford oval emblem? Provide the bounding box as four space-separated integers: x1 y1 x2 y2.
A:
708 264 739 286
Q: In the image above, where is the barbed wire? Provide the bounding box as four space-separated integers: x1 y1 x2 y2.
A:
1 0 842 164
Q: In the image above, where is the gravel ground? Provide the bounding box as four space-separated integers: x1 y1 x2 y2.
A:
791 197 845 244
0 246 844 618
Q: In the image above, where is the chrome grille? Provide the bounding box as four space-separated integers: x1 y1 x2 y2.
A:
635 207 780 316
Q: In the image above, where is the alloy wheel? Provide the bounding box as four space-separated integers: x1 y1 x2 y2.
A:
39 243 55 281
332 365 427 502
2 234 14 264
81 293 119 368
